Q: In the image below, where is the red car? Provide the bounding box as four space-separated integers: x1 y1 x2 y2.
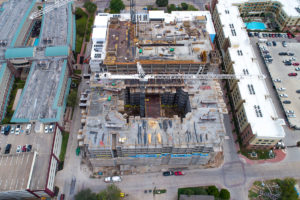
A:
288 73 297 76
293 63 299 66
174 171 184 176
22 145 26 152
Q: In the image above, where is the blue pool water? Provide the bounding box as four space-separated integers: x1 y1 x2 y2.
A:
245 22 266 30
34 38 39 46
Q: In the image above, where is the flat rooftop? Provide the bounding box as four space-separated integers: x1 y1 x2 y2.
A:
83 79 227 150
12 59 67 122
216 2 285 139
0 0 34 58
39 2 71 46
0 152 35 192
0 123 55 192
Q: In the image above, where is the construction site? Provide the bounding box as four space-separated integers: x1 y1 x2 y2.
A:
81 11 227 172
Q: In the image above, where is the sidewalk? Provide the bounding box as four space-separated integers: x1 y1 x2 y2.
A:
239 149 286 165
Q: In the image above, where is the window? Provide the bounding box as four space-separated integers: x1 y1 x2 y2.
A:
229 24 234 28
254 105 263 117
237 50 243 56
225 10 230 14
248 84 255 95
231 29 237 36
261 143 266 144
258 139 262 141
263 140 269 142
243 69 249 75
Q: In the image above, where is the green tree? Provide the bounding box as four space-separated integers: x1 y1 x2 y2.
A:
109 0 125 14
75 189 98 200
207 186 219 198
98 185 121 200
84 1 97 15
75 7 87 20
67 90 77 108
219 189 230 200
156 0 168 7
167 4 176 13
181 2 188 10
276 178 298 200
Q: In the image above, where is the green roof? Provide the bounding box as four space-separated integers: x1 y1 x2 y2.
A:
45 46 69 57
5 47 34 59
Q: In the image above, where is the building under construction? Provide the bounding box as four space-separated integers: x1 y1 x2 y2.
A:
82 11 226 171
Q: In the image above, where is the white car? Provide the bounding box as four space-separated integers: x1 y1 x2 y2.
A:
15 125 20 135
49 124 54 132
279 94 288 98
10 127 14 134
286 110 294 114
45 125 49 133
273 79 281 82
16 145 21 153
104 176 122 183
1 126 4 134
287 114 296 118
277 87 286 91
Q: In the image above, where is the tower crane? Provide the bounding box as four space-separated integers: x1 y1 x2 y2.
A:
29 0 73 20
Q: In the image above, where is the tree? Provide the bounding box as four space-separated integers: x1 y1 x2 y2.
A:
219 189 230 200
75 8 87 20
276 178 298 200
67 90 77 108
181 2 188 10
84 1 97 15
109 0 125 14
75 189 98 200
167 4 176 13
207 186 219 198
156 0 168 7
98 185 121 200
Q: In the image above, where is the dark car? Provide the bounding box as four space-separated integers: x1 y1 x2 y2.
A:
279 52 288 56
272 41 276 46
269 33 272 37
264 55 272 58
296 90 300 93
27 145 32 152
5 144 11 154
288 73 297 76
283 100 291 104
4 125 11 135
285 62 292 66
163 171 174 176
288 52 294 56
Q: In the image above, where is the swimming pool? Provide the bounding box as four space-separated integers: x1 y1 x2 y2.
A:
245 22 266 30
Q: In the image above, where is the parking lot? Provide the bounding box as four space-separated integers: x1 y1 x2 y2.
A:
0 123 54 155
258 40 300 129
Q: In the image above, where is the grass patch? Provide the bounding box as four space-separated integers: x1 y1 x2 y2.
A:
59 131 69 161
241 149 273 160
1 78 26 124
178 186 230 200
74 69 82 75
75 8 88 54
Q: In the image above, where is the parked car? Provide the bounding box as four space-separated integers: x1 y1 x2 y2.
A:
279 52 288 56
104 176 122 183
273 79 281 82
293 62 300 66
16 145 21 153
286 110 294 114
10 126 14 134
5 144 11 154
163 171 174 176
4 125 11 135
26 124 31 134
26 144 32 152
283 100 291 104
277 88 286 91
49 124 54 132
279 94 288 98
285 62 292 66
264 55 272 58
287 114 296 118
288 73 297 76
282 41 287 47
60 194 65 200
272 41 276 46
174 171 184 176
1 126 5 134
296 90 300 93
266 41 272 46
15 125 20 135
295 67 300 71
45 125 49 133
22 145 27 152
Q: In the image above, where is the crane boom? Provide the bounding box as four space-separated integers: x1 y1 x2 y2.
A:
97 72 265 80
29 0 73 20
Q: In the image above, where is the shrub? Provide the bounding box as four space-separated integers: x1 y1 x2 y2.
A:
207 186 219 198
156 0 168 7
109 0 125 14
219 189 230 200
181 2 188 10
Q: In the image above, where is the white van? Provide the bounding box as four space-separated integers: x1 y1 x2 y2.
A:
104 176 122 183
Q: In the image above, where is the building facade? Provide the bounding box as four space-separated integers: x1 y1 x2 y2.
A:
0 63 13 120
212 0 285 149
